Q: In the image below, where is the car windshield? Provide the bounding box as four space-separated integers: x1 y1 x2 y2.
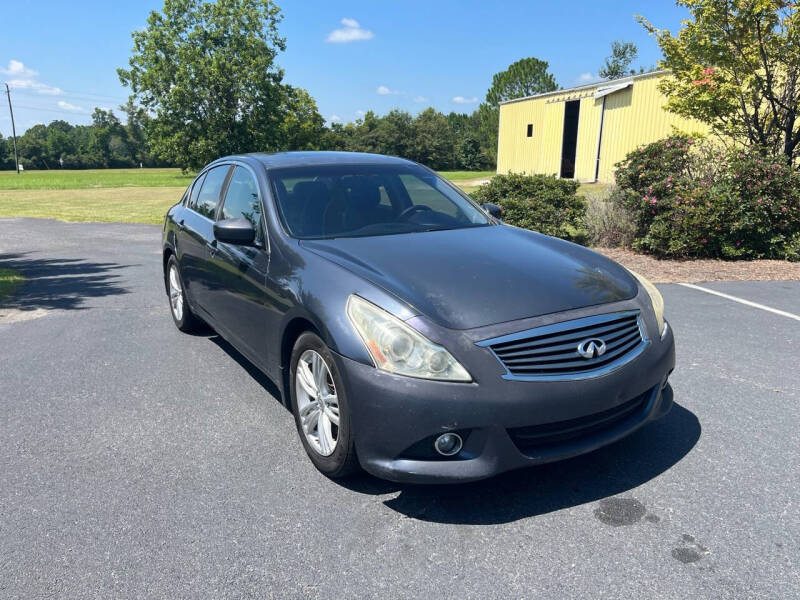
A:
268 164 490 239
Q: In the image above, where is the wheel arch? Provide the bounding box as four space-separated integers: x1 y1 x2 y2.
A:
162 247 175 295
279 316 323 406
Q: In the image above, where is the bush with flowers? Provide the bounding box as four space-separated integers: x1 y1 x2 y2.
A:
612 135 800 260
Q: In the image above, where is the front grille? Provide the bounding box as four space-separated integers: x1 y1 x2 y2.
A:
507 388 651 453
480 311 646 380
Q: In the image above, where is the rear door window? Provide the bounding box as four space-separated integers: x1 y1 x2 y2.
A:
193 166 230 220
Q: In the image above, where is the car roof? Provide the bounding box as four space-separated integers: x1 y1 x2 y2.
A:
212 151 417 171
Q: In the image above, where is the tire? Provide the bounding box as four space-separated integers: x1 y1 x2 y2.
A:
289 332 360 478
166 255 200 333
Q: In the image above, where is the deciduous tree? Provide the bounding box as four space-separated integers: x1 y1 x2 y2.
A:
118 0 292 170
640 0 800 161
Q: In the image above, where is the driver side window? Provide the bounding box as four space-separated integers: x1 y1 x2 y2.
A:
220 166 264 244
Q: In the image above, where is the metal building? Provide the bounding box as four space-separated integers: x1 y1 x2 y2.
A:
496 71 707 183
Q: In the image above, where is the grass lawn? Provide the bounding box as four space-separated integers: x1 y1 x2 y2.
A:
0 168 194 190
458 185 481 196
0 168 490 224
0 187 184 224
438 170 495 182
0 268 24 302
577 182 611 197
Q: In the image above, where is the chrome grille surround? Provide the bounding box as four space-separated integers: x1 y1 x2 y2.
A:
477 310 648 381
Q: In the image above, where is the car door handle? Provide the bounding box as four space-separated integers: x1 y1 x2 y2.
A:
177 219 185 231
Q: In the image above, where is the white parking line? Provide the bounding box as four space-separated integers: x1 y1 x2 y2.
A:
678 283 800 322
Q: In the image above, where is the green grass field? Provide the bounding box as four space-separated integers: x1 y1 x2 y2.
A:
0 168 194 190
0 268 24 302
0 168 491 224
576 182 611 197
437 170 495 182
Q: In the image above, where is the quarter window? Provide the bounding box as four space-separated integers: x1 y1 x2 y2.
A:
194 166 230 219
187 172 206 209
220 166 263 242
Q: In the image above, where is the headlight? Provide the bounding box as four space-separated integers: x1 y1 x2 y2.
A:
346 295 472 382
628 270 666 336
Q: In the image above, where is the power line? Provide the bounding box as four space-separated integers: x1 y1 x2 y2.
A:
9 87 130 104
13 103 96 116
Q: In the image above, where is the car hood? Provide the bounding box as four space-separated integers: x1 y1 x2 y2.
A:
300 225 638 330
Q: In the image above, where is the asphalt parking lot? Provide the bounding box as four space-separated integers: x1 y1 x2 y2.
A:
1 217 798 599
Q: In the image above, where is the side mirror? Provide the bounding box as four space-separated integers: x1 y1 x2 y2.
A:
482 202 502 219
213 218 256 246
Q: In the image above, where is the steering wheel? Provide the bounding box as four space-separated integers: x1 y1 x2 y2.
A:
398 205 433 221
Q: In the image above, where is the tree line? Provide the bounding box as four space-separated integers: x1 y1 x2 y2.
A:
0 102 159 170
0 103 497 172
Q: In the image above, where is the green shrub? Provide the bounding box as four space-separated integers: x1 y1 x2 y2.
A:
471 173 586 242
585 187 637 247
614 137 800 260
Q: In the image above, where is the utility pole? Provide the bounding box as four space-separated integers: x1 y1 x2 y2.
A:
5 83 20 174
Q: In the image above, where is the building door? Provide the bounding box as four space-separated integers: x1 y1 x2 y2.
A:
560 100 580 179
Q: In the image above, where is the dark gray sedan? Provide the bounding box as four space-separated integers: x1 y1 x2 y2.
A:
162 152 675 483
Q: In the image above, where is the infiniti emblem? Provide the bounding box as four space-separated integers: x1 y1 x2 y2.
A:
577 338 607 359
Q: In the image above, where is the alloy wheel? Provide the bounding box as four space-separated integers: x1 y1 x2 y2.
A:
295 349 340 456
168 264 184 322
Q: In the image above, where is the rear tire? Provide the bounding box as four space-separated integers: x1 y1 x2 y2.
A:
166 255 200 333
290 332 360 479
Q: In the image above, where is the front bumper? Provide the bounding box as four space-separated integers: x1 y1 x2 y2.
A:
333 319 675 484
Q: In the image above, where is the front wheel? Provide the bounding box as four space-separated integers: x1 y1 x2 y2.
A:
290 332 360 478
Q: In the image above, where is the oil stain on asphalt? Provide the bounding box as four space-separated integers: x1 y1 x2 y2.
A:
593 498 647 526
671 534 709 564
594 499 711 565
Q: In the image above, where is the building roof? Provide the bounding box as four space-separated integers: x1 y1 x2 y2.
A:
499 70 666 106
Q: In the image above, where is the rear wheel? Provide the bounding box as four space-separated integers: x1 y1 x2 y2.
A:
290 332 359 478
166 255 200 333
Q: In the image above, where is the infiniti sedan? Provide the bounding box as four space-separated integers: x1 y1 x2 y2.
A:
162 152 675 483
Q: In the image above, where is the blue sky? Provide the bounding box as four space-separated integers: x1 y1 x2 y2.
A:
0 0 690 136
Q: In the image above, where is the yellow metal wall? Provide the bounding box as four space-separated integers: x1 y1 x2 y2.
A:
497 72 708 183
539 101 565 175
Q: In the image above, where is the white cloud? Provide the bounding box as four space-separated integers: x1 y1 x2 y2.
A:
8 79 62 95
2 60 62 95
328 114 342 123
57 100 83 112
1 59 36 77
355 109 365 116
377 85 401 95
452 96 478 104
326 18 374 43
577 72 596 83
413 96 428 103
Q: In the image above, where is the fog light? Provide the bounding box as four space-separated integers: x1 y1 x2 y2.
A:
434 433 463 456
